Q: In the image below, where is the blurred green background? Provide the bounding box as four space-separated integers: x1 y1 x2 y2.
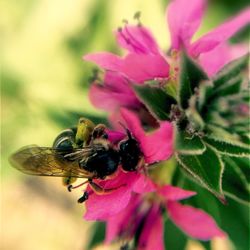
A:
1 0 249 249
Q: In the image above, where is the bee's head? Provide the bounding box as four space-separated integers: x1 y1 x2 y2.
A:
118 127 142 172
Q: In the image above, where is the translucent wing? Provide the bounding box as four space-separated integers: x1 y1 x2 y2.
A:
9 145 96 178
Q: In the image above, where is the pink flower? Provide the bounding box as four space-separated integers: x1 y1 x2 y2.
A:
199 43 249 76
84 0 250 99
167 0 250 76
83 2 249 145
83 11 170 115
105 185 226 249
89 71 142 112
84 45 169 84
84 109 173 220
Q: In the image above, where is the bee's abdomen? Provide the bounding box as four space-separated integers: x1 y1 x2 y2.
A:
80 148 120 179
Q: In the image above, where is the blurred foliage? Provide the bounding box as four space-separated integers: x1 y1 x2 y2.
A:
164 215 188 250
182 177 250 250
1 0 249 249
87 222 106 250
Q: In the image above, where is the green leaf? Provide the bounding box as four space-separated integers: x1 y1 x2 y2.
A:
134 85 177 120
206 124 241 142
186 95 205 131
235 157 250 183
87 222 105 250
196 81 214 112
204 136 250 157
213 54 249 88
164 216 188 250
178 51 208 109
210 75 242 99
218 198 250 250
175 146 225 202
222 156 250 205
175 130 206 155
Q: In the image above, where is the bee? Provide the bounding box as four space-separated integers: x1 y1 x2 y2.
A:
9 118 142 203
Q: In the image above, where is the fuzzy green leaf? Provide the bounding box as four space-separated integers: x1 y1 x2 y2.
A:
186 95 205 131
204 136 250 157
197 81 214 112
178 51 208 109
213 54 249 88
222 156 250 205
175 130 206 155
210 75 242 99
134 85 177 120
175 146 225 202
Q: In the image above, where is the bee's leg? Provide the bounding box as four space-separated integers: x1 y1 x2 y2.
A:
67 179 89 192
63 176 77 187
77 191 89 203
92 124 108 140
88 179 126 195
76 179 126 203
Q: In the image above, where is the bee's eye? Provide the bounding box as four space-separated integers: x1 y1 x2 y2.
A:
119 140 128 151
53 129 75 150
54 137 74 151
59 138 74 150
101 133 108 139
119 138 139 152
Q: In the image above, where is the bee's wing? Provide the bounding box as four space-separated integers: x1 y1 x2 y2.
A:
9 145 95 178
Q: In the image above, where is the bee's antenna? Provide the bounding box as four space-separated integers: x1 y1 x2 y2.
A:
118 121 132 139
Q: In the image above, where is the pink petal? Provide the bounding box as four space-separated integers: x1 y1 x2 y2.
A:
116 25 160 55
83 52 123 71
143 122 173 163
89 84 140 111
190 8 250 56
121 53 169 83
159 185 196 201
120 108 174 164
167 201 226 240
84 171 140 220
89 71 141 111
138 204 164 250
167 0 206 49
133 174 156 194
108 110 126 131
199 43 249 77
84 52 169 83
106 129 125 144
105 195 141 242
120 108 145 143
104 71 132 93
